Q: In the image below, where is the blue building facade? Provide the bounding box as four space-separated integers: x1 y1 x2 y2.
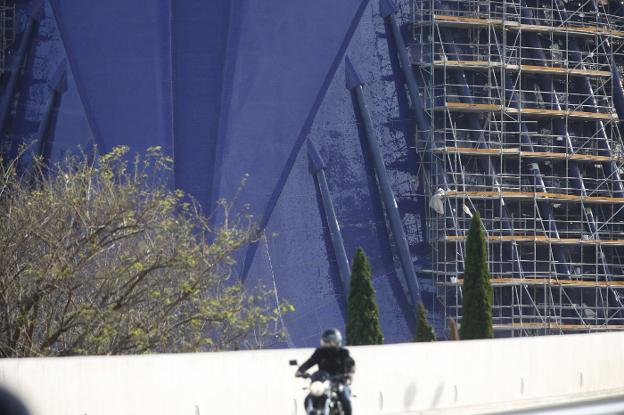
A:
1 0 438 346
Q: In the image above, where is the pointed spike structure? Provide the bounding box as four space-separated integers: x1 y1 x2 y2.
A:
308 140 351 298
379 1 430 132
345 56 364 91
380 0 397 19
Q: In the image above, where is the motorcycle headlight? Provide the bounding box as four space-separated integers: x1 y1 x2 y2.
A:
310 381 326 397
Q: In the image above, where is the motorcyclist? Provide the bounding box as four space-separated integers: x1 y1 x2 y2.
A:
295 328 355 415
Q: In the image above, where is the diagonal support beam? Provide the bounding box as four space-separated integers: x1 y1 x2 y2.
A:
308 140 351 296
346 56 422 312
35 60 67 164
380 0 429 132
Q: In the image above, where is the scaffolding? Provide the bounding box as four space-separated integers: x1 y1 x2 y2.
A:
411 0 624 335
0 0 14 76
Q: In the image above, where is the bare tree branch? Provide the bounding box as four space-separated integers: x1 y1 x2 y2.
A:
0 147 289 356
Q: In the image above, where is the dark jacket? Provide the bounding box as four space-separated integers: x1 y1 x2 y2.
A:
298 347 355 376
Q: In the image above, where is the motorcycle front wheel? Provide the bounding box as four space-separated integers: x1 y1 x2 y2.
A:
330 402 344 415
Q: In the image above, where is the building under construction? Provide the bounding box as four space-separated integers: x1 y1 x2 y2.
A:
412 0 624 334
0 0 13 77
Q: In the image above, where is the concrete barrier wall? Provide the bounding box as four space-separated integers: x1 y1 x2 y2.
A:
1 332 624 414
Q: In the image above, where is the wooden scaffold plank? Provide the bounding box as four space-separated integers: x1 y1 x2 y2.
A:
433 103 618 121
425 60 611 78
445 190 624 204
427 15 624 39
433 146 619 162
441 277 624 288
444 234 624 246
493 323 624 331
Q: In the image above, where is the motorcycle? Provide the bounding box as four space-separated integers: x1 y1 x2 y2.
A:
290 359 345 415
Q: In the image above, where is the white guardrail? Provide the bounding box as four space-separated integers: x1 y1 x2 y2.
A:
1 332 624 414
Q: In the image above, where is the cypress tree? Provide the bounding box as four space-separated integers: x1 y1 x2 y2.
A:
460 212 493 339
346 248 384 345
414 302 436 342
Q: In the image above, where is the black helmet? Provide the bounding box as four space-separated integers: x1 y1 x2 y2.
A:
320 328 342 348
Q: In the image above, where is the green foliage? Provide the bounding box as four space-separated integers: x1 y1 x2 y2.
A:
0 147 290 357
460 212 493 340
346 248 383 345
414 302 436 342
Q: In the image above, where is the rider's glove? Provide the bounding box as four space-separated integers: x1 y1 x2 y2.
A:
295 371 304 378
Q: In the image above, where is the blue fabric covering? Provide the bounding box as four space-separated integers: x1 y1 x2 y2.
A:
5 0 436 346
49 0 174 156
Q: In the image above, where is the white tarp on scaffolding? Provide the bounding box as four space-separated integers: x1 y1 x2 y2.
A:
429 188 446 214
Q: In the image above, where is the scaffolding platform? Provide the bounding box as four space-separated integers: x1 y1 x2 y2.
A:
445 235 624 246
423 60 612 78
426 14 506 28
435 102 618 121
421 14 624 38
445 190 624 205
432 147 620 162
441 277 624 288
435 102 501 113
506 107 619 121
493 323 624 331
